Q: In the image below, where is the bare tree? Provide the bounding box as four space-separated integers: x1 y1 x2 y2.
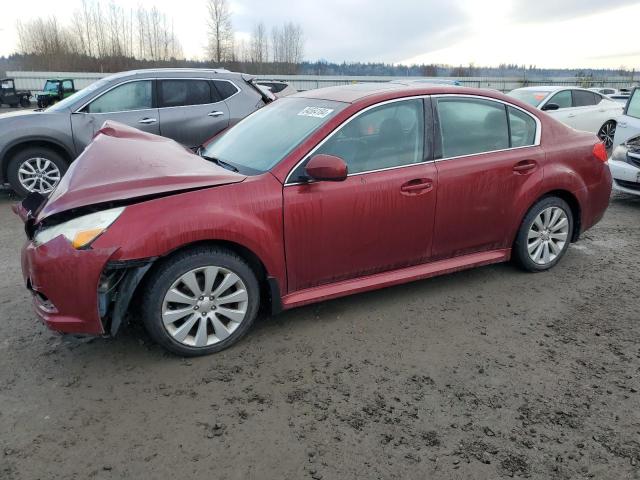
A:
136 6 182 61
270 22 304 73
206 0 234 63
250 22 268 65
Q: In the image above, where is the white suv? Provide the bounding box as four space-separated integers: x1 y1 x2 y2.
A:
609 87 640 196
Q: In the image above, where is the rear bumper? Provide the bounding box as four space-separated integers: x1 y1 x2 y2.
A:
609 159 640 196
578 164 612 234
21 236 117 335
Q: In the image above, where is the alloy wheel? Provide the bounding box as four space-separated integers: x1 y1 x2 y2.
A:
526 206 569 266
161 266 249 348
18 157 61 194
597 121 616 150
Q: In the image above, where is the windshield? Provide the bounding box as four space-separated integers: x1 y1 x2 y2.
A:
201 97 347 173
508 89 551 107
44 81 59 93
46 78 110 112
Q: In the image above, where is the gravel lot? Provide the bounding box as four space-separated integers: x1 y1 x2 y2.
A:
1 190 639 480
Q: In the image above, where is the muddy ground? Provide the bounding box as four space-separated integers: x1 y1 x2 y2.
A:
1 190 639 480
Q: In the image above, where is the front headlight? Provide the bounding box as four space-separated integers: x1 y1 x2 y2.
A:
34 207 125 249
610 145 628 163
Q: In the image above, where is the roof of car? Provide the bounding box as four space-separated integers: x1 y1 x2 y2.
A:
513 86 580 92
290 83 507 104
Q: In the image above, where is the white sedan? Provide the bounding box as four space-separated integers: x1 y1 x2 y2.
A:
508 86 623 149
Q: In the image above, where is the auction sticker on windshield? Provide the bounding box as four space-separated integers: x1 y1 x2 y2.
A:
298 107 334 118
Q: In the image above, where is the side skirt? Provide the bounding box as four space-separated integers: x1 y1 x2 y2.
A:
281 249 511 310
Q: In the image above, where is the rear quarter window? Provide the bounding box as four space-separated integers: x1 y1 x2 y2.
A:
214 80 239 100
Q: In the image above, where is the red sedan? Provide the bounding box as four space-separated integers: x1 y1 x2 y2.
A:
16 84 611 356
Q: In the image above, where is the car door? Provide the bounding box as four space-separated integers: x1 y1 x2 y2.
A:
70 79 159 153
283 98 438 292
570 90 607 133
542 89 576 127
157 78 230 148
613 88 640 148
431 96 544 260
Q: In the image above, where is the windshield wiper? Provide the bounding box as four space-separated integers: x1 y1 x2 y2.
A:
199 153 239 173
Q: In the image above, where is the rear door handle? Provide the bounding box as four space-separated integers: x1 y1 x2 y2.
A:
138 117 157 124
513 160 537 174
401 179 433 194
208 111 225 117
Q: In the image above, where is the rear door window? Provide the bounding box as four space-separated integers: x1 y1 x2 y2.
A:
626 90 640 119
158 79 215 108
547 90 572 109
573 90 599 107
436 97 509 158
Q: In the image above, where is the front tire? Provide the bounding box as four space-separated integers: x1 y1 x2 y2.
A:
20 97 31 108
140 247 260 356
7 147 67 197
513 197 573 272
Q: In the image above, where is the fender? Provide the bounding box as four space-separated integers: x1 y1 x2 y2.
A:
1 135 76 182
93 174 288 293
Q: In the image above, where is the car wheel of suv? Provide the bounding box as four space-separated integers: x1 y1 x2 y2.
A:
20 97 31 108
7 147 67 197
597 120 616 150
513 197 573 272
141 247 260 357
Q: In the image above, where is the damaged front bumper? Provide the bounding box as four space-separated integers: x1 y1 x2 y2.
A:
21 236 153 336
21 236 117 334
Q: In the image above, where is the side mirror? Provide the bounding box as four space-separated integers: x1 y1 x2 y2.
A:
304 154 348 182
542 103 560 111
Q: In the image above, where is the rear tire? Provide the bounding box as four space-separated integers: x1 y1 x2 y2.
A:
513 196 573 272
597 120 616 150
7 147 68 197
140 247 260 357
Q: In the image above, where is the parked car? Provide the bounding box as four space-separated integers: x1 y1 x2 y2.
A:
36 79 77 108
609 87 640 195
588 87 619 96
508 86 623 149
256 80 297 97
609 94 631 105
0 69 272 197
0 78 32 108
16 84 611 356
391 79 461 86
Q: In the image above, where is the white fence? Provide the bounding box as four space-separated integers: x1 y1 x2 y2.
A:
7 70 638 93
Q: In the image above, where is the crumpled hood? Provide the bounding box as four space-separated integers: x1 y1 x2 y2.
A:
37 121 246 221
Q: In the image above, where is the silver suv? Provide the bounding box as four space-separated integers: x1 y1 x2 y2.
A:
0 68 272 196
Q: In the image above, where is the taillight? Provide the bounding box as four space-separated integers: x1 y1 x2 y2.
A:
592 142 608 163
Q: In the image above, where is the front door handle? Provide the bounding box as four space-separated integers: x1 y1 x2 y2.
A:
513 160 537 174
208 111 224 117
138 117 157 124
401 179 433 194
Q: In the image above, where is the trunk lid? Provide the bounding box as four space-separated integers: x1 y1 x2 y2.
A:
33 121 246 221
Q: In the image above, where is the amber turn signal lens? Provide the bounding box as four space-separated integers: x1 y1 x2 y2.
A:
71 228 105 249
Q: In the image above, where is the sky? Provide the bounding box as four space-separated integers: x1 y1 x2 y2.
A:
1 0 639 69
